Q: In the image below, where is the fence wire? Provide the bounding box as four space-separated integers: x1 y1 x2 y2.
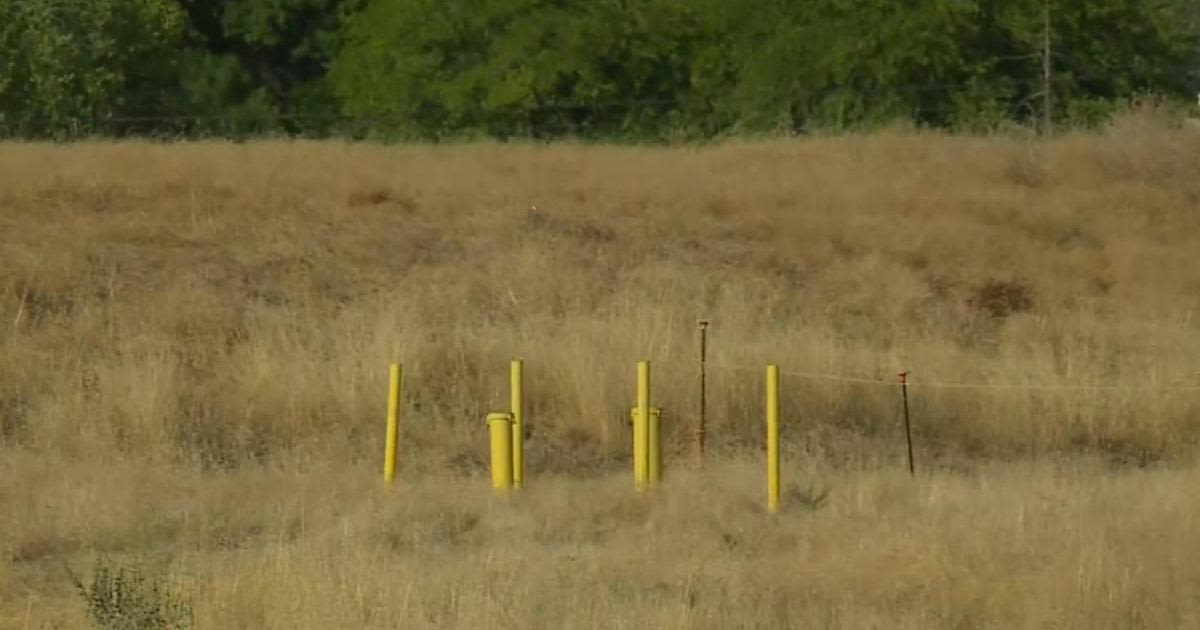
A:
702 362 1200 392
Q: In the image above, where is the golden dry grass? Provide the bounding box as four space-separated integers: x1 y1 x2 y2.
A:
2 110 1200 628
4 455 1200 629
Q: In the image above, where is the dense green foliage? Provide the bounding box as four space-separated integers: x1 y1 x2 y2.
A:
0 0 187 136
1 0 1196 139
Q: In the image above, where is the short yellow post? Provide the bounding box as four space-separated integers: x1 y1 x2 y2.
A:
648 407 662 486
766 364 780 514
635 360 650 492
487 412 514 494
510 359 524 489
383 363 401 484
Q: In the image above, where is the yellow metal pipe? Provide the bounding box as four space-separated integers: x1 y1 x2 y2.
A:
635 360 650 492
631 407 663 486
383 363 401 484
511 359 524 489
648 407 662 486
487 412 514 494
767 364 780 514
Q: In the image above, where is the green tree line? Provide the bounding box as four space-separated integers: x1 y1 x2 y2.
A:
1 0 1197 140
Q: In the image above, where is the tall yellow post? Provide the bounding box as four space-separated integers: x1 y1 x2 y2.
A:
510 359 524 489
487 412 514 494
766 364 780 514
635 360 650 492
383 363 401 483
648 407 662 486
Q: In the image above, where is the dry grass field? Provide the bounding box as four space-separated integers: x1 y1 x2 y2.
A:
2 109 1200 628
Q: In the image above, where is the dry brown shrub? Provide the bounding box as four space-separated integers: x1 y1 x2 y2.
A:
969 278 1036 318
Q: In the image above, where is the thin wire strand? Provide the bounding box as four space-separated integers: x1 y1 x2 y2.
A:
705 362 1200 392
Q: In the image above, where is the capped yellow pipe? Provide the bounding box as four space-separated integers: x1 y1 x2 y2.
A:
487 412 514 494
631 407 663 486
635 361 650 492
383 363 401 484
511 359 524 489
766 364 780 514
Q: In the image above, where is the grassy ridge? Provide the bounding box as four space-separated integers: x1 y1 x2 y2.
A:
2 113 1198 469
2 110 1200 628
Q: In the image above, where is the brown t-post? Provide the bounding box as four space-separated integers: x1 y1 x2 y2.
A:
697 319 709 464
899 371 915 477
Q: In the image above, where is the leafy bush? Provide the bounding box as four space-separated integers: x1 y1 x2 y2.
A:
69 560 192 630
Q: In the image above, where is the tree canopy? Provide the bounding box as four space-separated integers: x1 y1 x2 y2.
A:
1 0 1196 139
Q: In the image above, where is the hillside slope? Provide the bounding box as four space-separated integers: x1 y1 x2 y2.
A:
2 115 1199 471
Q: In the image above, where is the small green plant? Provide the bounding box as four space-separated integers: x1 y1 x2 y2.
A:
68 559 192 630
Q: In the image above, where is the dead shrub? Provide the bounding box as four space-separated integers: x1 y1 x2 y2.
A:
969 278 1035 318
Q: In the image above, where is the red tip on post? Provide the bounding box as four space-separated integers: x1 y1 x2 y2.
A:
898 371 909 384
